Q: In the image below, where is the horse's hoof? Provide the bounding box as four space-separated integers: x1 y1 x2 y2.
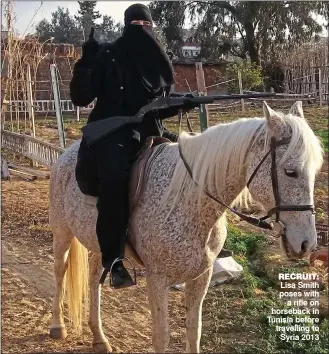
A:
49 326 67 340
93 341 112 353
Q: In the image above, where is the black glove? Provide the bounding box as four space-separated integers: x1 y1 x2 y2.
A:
81 27 100 64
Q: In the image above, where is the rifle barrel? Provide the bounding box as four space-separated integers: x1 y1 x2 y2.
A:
185 92 276 104
209 92 276 100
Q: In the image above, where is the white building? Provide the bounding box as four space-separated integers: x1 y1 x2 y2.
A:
182 45 201 58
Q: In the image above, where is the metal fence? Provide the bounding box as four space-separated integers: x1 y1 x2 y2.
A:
2 99 94 114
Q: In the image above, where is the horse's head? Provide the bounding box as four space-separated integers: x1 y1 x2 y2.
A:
246 101 323 259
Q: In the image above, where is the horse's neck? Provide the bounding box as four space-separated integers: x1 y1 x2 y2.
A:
182 136 247 218
186 173 246 229
152 143 246 229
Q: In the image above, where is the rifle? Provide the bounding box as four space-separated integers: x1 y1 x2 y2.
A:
82 92 276 147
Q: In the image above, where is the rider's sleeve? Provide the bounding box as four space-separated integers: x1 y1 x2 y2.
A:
70 45 108 107
69 59 97 107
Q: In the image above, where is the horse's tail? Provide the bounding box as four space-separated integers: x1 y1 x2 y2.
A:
65 237 89 333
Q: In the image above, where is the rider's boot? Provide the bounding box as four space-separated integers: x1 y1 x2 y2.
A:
100 259 136 289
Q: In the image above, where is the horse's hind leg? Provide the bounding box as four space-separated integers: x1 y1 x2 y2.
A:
185 268 212 353
88 253 112 353
49 227 74 340
146 276 170 353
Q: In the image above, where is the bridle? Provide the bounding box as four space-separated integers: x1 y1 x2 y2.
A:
245 136 315 227
178 128 315 232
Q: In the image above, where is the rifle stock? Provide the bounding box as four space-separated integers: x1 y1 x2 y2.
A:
82 116 140 146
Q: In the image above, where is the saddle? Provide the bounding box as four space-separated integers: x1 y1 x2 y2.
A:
129 136 171 211
83 136 171 266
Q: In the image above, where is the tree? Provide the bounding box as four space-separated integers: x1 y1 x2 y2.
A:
97 15 123 43
75 1 101 40
188 1 326 65
35 19 53 43
149 1 326 64
35 4 124 45
35 7 80 44
149 1 186 56
76 0 101 22
154 27 168 50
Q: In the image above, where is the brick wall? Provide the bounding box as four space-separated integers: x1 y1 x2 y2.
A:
35 57 76 100
1 41 228 101
173 61 228 93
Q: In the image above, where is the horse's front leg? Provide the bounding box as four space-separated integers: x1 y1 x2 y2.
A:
185 267 213 353
146 275 170 353
88 253 112 353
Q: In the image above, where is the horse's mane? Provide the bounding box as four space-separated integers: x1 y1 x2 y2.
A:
162 112 323 214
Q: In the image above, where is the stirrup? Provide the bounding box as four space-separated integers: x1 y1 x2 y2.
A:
110 257 137 288
100 257 137 287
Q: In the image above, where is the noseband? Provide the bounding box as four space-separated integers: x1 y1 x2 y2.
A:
178 135 315 231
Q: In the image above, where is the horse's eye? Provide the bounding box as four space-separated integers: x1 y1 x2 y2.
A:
284 169 298 178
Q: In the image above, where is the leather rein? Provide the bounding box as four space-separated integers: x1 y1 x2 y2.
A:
177 112 315 232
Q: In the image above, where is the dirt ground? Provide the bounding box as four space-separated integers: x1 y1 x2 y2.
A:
1 106 328 353
2 178 190 353
2 178 267 354
2 166 327 353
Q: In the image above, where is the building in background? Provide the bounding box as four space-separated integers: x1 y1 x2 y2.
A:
181 44 201 59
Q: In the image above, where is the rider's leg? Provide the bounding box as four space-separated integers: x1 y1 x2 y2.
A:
94 130 140 288
76 137 98 196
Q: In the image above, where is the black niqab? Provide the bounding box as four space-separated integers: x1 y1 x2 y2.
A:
121 4 174 94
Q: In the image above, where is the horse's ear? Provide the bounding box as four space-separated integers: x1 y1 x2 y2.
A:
263 101 283 138
288 101 304 119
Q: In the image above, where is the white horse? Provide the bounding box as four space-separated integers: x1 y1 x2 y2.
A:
48 101 323 353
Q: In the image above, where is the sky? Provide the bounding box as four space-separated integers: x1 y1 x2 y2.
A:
3 1 151 36
2 1 328 38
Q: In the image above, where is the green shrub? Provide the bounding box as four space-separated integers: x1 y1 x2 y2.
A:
227 61 263 93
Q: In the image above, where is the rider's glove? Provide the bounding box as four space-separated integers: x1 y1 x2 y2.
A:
81 27 100 64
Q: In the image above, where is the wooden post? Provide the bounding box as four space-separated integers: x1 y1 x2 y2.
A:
238 69 245 113
76 106 80 122
1 156 10 180
26 64 36 138
26 64 37 167
1 54 9 121
1 77 7 131
50 64 66 149
318 68 322 107
195 62 209 132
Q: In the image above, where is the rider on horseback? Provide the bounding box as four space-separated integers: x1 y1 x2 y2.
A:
70 3 232 289
70 4 181 288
